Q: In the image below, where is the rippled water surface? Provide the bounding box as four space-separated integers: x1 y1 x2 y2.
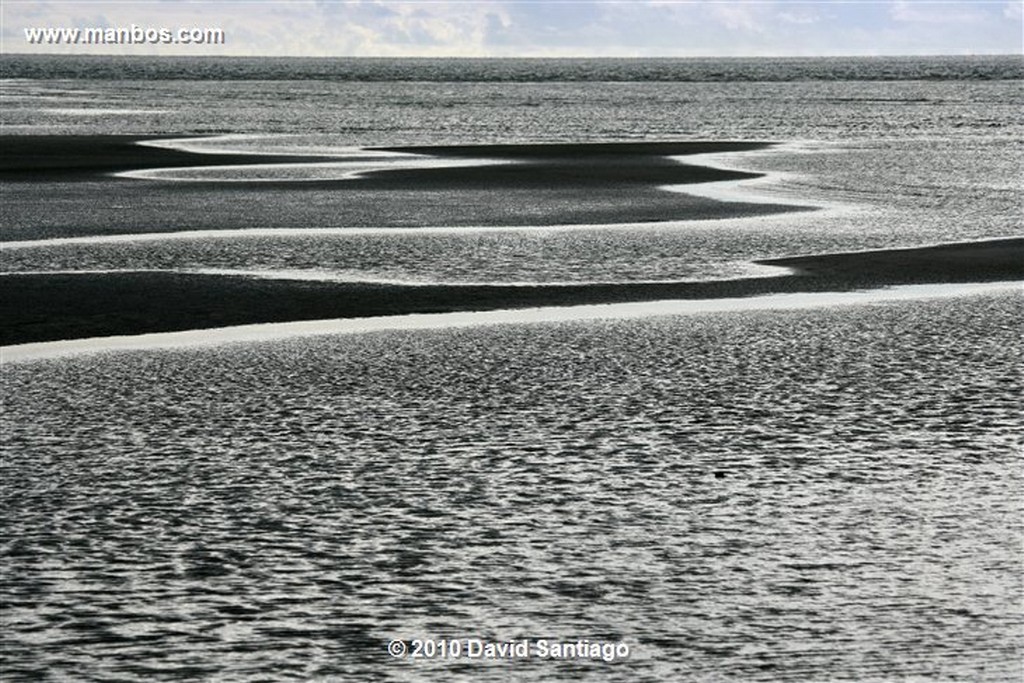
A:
2 74 1021 283
3 293 1022 681
2 56 1023 681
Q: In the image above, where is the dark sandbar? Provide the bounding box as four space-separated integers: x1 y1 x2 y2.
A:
0 135 343 180
0 136 770 183
3 239 1020 346
0 136 804 240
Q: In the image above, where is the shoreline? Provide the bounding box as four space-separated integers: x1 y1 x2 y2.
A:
2 238 1020 347
2 136 1018 348
3 280 1018 363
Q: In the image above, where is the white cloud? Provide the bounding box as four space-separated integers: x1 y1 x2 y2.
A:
889 0 987 24
2 0 1021 57
777 10 820 25
705 3 767 33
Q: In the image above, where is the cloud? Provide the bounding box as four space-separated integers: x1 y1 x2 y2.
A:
889 0 989 24
705 3 767 33
482 1 649 53
777 10 820 26
2 0 1021 57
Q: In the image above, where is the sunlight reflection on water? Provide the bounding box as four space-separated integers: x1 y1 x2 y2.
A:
2 292 1021 681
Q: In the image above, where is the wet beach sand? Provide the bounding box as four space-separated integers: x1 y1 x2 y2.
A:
0 136 804 240
2 135 1020 346
0 136 773 183
0 135 344 180
3 239 1020 346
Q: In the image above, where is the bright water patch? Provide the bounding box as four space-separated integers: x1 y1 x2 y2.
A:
2 215 849 285
3 76 1021 144
39 108 168 116
2 292 1021 681
118 157 511 183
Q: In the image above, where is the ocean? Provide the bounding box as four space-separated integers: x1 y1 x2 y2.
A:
1 55 1022 681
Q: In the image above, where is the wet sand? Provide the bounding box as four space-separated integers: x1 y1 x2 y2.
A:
0 135 343 180
0 136 803 240
2 239 1020 346
2 136 1018 345
0 136 772 183
767 239 1024 281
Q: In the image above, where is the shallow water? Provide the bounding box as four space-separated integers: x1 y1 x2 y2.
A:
2 56 1023 680
3 62 1022 290
2 292 1022 681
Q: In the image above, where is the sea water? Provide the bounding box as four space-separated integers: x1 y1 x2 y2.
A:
0 55 1022 283
1 56 1022 680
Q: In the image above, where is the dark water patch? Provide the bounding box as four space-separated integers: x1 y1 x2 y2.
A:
3 55 1021 82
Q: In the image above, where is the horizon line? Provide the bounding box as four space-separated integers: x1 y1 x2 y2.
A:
2 51 1022 59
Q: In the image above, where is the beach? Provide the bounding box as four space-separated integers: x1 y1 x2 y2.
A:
2 134 1020 346
1 55 1021 682
3 238 1021 346
0 137 804 241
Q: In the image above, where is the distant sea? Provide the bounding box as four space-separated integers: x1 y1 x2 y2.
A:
1 55 1022 681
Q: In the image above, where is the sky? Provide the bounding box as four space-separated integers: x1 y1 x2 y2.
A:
2 1 1022 57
